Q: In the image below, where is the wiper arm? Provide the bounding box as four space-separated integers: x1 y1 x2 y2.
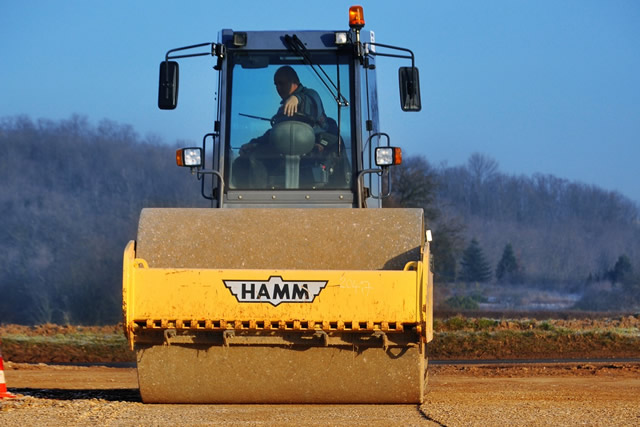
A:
284 34 349 107
238 113 271 122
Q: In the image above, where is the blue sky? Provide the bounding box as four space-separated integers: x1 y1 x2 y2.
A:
3 1 639 203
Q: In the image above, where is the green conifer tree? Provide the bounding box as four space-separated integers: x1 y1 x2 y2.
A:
495 243 522 283
459 238 492 283
612 255 632 284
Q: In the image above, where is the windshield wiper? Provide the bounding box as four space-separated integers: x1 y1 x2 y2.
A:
284 34 349 108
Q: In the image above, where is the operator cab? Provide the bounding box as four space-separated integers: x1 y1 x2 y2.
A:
164 6 420 208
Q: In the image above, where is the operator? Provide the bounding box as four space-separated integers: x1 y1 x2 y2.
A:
240 66 330 154
233 66 334 187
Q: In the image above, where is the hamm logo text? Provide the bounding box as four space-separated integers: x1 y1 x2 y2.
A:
223 276 327 306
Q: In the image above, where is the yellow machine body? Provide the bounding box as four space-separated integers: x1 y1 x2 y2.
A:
123 208 433 403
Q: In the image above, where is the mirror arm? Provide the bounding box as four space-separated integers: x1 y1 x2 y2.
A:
364 42 415 69
165 42 218 61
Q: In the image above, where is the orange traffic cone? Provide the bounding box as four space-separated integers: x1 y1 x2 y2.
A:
0 345 17 399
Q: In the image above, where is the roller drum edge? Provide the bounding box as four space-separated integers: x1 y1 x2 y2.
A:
136 343 427 404
136 208 424 271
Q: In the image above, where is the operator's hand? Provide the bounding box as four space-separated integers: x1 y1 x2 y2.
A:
283 95 299 117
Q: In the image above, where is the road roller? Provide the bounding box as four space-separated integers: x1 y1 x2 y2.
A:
122 6 433 403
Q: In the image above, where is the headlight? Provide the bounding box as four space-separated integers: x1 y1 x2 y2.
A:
375 147 402 167
176 147 202 167
335 32 349 45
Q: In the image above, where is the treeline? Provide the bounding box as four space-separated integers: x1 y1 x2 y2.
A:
2 116 639 324
387 153 640 311
0 115 206 325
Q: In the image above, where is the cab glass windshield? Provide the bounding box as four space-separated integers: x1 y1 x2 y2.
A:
226 51 353 190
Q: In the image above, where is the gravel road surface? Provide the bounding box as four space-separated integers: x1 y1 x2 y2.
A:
1 362 639 426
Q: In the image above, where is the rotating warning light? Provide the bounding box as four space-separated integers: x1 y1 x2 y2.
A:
349 6 365 29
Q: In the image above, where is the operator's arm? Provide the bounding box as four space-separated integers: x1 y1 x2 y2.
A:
283 86 317 118
283 95 299 116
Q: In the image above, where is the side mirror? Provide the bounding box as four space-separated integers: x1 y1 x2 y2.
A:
398 66 421 112
158 61 179 110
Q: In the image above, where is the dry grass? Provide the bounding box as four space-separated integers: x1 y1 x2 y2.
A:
1 315 638 363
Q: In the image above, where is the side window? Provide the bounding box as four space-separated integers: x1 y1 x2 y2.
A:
361 57 382 204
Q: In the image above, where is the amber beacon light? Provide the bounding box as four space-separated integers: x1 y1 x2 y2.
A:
349 6 365 29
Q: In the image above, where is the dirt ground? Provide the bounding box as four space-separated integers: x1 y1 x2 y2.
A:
1 362 639 426
2 314 639 364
